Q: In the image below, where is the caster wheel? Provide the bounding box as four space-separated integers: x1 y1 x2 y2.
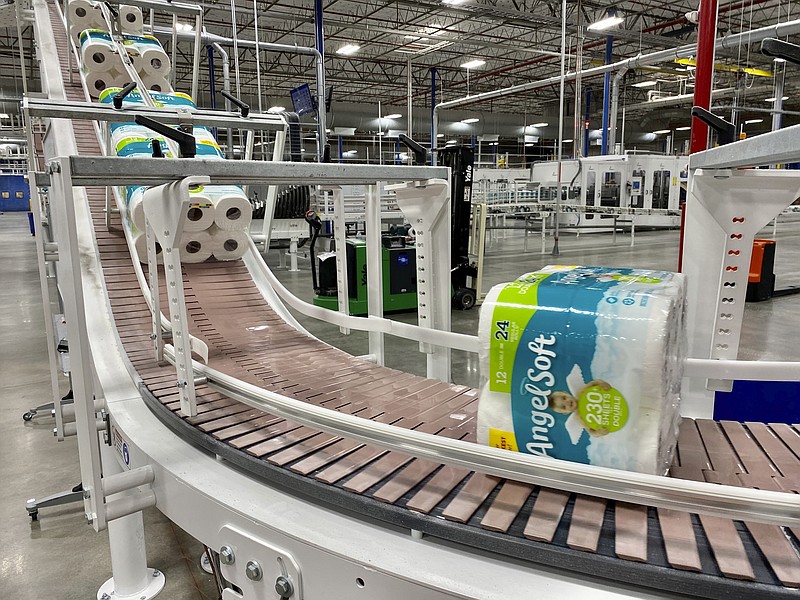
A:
22 411 35 422
453 288 476 311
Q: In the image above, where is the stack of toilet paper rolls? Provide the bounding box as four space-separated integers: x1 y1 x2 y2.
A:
80 30 172 98
477 265 686 475
69 0 143 43
99 88 251 264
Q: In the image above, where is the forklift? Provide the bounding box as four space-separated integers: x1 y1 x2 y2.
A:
304 135 479 314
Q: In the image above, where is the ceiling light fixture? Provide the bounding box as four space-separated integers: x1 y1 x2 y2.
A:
632 80 658 88
460 117 479 124
675 126 691 131
653 129 671 134
175 22 193 32
442 0 466 4
765 96 789 102
436 133 445 138
562 139 573 143
267 106 285 113
383 113 402 119
0 114 9 119
336 44 361 56
532 122 548 127
461 59 486 69
446 139 458 144
745 118 764 124
587 10 624 31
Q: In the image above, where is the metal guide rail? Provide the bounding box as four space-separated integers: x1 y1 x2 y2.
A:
34 1 800 597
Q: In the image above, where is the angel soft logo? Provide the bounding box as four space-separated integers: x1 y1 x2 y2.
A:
521 333 557 456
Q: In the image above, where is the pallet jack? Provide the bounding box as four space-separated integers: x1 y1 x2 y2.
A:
304 135 480 313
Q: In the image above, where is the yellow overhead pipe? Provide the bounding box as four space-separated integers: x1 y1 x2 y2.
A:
673 57 773 77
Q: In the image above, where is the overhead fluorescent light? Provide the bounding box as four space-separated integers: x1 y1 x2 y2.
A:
562 139 573 143
745 118 764 124
376 131 386 136
460 117 479 124
383 113 402 119
632 80 658 88
446 139 458 144
175 22 193 32
765 96 789 102
343 150 357 156
461 59 486 69
0 114 9 119
336 44 361 56
653 129 671 134
774 57 787 63
267 106 285 113
442 0 466 4
436 133 445 138
532 122 548 127
587 13 624 31
525 143 535 147
675 125 691 131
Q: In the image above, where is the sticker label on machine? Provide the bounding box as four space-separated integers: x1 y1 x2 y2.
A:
112 425 132 469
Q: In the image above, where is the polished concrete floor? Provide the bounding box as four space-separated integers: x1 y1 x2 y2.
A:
2 210 800 599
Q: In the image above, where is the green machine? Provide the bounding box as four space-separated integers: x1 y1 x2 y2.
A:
305 213 418 315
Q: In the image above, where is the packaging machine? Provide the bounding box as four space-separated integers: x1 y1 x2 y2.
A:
529 154 687 230
23 1 800 599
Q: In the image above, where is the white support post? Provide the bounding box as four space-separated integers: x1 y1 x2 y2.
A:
48 158 106 530
387 178 451 382
97 443 164 600
29 174 66 440
328 186 351 334
681 169 800 417
260 129 287 252
288 237 299 272
142 176 210 417
365 183 385 365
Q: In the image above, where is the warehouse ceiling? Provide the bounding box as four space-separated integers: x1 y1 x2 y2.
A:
178 0 796 116
2 0 797 143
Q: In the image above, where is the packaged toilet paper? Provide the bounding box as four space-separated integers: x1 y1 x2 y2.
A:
79 30 122 73
477 265 686 475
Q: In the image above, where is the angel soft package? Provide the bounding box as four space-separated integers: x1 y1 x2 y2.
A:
477 265 687 475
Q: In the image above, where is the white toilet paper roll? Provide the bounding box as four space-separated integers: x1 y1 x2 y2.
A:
477 266 686 475
141 74 173 94
132 231 163 264
184 191 216 233
119 5 144 34
84 67 126 98
69 0 103 35
80 31 121 73
126 186 146 230
207 186 252 231
208 226 248 261
139 47 171 78
179 230 214 263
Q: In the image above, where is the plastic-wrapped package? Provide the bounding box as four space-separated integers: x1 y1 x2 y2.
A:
477 265 687 475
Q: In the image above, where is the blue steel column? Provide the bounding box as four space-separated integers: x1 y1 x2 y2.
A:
583 87 591 156
430 67 437 163
338 135 343 163
314 0 326 161
601 36 612 155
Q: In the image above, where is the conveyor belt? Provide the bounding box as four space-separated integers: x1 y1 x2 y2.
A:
47 4 800 598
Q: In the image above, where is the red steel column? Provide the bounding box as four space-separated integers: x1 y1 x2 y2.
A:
689 0 720 153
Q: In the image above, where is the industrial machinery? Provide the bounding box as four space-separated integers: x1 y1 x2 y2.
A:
306 208 418 315
529 154 687 229
21 2 800 600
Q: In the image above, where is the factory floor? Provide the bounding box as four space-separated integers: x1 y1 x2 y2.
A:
2 211 800 599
